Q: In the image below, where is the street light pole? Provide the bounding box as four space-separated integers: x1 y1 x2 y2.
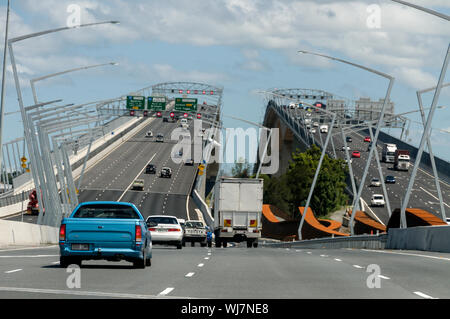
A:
0 0 10 184
31 62 119 105
7 20 119 225
298 50 394 236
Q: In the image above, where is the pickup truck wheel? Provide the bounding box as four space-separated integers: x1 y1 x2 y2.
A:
60 256 70 268
222 241 227 248
253 242 258 248
176 243 182 249
133 251 146 269
246 241 252 248
145 257 151 267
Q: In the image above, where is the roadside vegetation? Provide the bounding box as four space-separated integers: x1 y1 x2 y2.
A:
260 145 349 219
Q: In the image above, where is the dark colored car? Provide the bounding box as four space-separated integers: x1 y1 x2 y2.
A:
385 175 396 183
160 167 172 178
145 164 156 174
346 136 352 143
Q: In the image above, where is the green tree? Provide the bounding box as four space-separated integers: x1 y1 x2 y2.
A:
286 145 348 218
231 158 253 178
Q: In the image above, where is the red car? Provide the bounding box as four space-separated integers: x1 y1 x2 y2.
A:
352 151 361 158
364 136 371 142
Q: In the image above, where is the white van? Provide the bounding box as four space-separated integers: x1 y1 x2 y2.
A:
319 125 328 133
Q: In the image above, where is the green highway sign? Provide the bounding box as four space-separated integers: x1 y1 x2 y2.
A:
175 98 198 112
148 96 166 110
126 96 145 109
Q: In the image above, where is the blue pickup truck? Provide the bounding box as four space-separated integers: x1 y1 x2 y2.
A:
59 201 153 269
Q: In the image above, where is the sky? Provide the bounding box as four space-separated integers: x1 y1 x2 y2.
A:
0 0 449 166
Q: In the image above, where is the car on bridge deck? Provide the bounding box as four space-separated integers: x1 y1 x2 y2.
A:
370 194 385 207
160 167 172 178
156 133 164 142
184 158 194 166
145 131 153 138
370 178 381 187
385 175 396 184
132 179 144 191
146 215 183 249
352 151 361 158
346 136 352 143
364 136 371 142
342 146 350 151
59 202 152 268
145 164 156 174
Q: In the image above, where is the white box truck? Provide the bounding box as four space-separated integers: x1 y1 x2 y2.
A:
213 177 263 248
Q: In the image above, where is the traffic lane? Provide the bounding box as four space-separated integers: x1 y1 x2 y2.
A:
331 133 445 219
77 117 165 188
172 246 418 299
0 245 211 299
311 248 450 299
78 120 177 191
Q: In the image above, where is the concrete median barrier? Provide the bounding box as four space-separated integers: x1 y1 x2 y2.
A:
0 220 58 247
386 225 450 253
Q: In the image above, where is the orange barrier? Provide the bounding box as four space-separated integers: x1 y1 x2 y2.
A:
261 204 300 241
298 207 349 240
318 219 342 231
352 210 386 235
262 205 349 240
387 208 446 230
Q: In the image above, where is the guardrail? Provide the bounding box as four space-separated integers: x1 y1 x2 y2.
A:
0 190 31 208
262 234 387 250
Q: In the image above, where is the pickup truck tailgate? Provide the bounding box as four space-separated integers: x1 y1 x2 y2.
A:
65 219 137 249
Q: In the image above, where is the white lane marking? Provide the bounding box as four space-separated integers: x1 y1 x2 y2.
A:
419 187 450 208
116 152 157 202
414 291 437 299
306 252 312 254
334 258 342 262
0 255 59 258
353 265 363 269
204 257 209 260
0 246 58 253
197 263 204 267
320 254 328 257
0 286 183 299
362 249 450 262
185 272 195 277
5 269 22 274
158 288 174 296
379 275 390 280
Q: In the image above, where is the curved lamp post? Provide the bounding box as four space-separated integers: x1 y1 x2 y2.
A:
298 50 394 236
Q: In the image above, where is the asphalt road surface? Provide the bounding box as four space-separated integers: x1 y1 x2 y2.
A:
0 244 449 299
286 107 449 225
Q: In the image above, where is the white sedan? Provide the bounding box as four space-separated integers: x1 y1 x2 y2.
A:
146 215 183 249
370 194 385 207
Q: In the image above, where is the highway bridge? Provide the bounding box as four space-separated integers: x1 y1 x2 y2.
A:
0 84 449 301
262 92 450 227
